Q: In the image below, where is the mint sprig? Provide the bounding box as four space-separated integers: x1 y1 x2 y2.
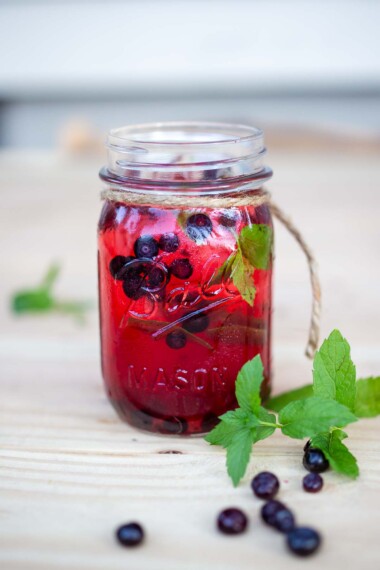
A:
204 329 380 485
11 263 91 322
218 223 272 307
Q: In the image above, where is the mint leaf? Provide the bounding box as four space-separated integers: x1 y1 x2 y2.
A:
265 384 313 412
238 224 272 270
219 408 258 427
252 408 277 442
311 430 359 479
235 354 264 414
204 421 240 448
279 397 357 439
313 330 356 412
226 428 253 486
355 377 380 418
230 250 256 306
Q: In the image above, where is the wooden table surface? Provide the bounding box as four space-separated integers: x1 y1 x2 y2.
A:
0 147 380 570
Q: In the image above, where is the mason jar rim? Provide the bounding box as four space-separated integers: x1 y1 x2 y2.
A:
107 121 264 148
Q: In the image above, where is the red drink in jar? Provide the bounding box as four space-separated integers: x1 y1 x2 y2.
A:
98 122 273 435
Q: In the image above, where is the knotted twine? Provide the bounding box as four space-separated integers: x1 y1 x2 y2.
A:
101 186 321 358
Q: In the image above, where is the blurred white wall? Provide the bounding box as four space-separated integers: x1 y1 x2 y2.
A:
0 0 379 147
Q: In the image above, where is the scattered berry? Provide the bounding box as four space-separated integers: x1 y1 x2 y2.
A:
116 522 144 547
261 500 287 526
271 506 296 533
109 256 134 280
303 448 329 473
170 258 193 279
159 232 180 253
186 213 212 242
134 235 159 259
286 527 321 556
303 472 324 493
251 471 280 500
166 330 187 349
217 508 248 535
183 312 209 333
219 209 240 228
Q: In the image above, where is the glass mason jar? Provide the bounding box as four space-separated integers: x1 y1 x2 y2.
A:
98 122 273 435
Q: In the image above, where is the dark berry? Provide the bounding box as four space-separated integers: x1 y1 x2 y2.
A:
159 232 180 253
109 256 135 280
303 472 323 493
217 508 248 535
186 214 212 242
166 330 187 349
303 440 311 452
219 209 240 228
251 471 280 500
303 448 329 473
122 263 148 299
170 258 193 279
286 527 321 557
271 506 296 533
261 500 287 526
145 266 167 291
183 311 209 333
116 522 144 547
134 235 159 258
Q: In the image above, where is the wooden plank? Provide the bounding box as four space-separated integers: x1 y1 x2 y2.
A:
0 149 379 569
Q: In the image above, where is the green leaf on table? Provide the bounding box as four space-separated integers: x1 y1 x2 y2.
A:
355 377 380 418
313 329 356 412
11 263 91 322
279 397 357 439
238 224 273 270
226 428 253 487
230 250 256 307
235 354 264 414
265 384 314 412
311 430 359 479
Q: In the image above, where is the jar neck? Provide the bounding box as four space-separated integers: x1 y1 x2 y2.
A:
100 121 272 195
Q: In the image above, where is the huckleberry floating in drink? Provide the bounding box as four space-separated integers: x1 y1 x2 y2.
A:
98 122 320 435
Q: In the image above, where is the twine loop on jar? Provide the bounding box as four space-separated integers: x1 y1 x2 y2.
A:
101 186 321 358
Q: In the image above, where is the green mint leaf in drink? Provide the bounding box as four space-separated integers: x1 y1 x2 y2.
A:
311 430 359 479
279 397 357 439
313 329 356 412
265 384 314 412
226 428 253 487
238 224 273 270
230 250 256 307
355 377 380 418
235 354 264 414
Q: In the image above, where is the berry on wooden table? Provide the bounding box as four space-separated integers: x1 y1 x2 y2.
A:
251 472 280 500
303 448 329 473
286 527 321 556
116 522 144 547
303 472 324 493
217 508 248 535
